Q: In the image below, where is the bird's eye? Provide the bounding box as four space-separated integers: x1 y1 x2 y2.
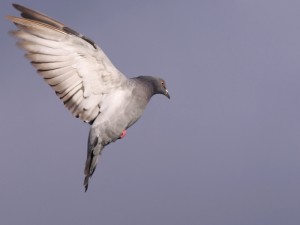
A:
161 81 165 86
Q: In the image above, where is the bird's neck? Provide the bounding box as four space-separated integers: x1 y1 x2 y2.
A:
131 76 156 100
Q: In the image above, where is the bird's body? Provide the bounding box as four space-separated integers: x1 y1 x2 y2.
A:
7 4 170 191
84 78 151 190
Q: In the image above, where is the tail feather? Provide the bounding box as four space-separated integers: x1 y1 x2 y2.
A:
84 136 103 192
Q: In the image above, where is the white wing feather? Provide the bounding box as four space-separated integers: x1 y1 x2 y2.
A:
7 11 126 123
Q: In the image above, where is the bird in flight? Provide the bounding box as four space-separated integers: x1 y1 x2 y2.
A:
7 4 170 191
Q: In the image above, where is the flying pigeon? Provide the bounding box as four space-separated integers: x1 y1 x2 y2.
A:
7 4 170 191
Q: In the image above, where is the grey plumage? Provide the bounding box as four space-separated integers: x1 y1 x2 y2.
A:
7 4 170 191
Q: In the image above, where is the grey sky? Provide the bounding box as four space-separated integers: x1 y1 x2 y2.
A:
1 0 300 224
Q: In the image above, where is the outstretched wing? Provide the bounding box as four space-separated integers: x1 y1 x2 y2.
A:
7 4 126 123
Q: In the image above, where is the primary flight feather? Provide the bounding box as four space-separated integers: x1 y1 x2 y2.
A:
7 4 170 191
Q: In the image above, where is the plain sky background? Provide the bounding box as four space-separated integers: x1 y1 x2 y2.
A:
1 0 300 224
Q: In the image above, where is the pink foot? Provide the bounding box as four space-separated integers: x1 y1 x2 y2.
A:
119 130 127 139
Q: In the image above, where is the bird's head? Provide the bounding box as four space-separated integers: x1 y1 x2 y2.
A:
135 76 170 99
154 78 170 99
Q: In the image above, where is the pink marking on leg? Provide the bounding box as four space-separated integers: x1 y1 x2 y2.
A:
119 130 127 139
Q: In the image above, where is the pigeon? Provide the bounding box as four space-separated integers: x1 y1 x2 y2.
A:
6 4 170 191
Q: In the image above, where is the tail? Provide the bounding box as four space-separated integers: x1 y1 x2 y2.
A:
83 135 103 192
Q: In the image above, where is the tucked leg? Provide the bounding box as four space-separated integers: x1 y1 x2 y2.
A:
119 130 127 139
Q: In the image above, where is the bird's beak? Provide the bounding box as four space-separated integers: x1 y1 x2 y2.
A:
165 89 170 99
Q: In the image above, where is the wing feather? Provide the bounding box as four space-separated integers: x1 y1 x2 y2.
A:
38 66 74 78
7 4 126 122
25 53 73 63
45 70 76 86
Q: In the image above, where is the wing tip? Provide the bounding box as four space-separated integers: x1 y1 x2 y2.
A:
5 15 16 22
12 3 21 10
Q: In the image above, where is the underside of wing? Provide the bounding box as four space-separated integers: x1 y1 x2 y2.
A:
7 4 126 123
